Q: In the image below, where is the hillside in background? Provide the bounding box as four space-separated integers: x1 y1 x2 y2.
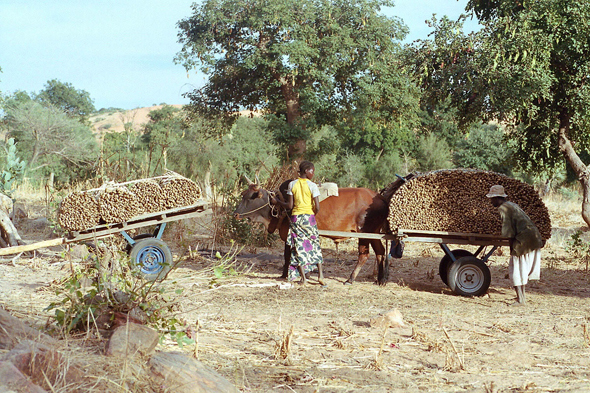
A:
90 105 261 134
90 105 183 133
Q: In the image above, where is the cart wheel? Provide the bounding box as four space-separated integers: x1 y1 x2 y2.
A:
129 238 172 281
448 256 491 297
439 249 474 286
125 233 156 253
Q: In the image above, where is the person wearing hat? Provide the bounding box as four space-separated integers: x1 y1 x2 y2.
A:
487 185 544 305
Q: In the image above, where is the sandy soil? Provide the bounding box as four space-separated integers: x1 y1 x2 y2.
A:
90 105 183 133
1 199 590 392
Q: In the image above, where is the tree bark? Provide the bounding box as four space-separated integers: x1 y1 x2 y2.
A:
0 210 25 247
557 112 590 228
279 76 306 160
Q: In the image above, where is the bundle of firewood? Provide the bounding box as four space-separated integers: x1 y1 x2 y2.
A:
57 192 100 231
387 169 552 241
57 174 202 231
97 185 141 224
159 175 202 209
130 179 166 214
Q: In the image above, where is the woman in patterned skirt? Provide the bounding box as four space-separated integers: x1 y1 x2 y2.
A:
273 161 325 285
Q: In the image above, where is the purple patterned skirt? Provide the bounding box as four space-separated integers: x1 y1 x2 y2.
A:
287 214 323 281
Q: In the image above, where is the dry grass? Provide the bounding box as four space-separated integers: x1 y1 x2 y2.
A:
3 184 590 392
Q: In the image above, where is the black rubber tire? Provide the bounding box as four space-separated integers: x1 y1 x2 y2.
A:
125 233 156 253
448 256 491 297
439 249 474 286
129 238 172 281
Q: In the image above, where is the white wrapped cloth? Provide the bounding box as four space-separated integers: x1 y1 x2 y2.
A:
509 249 541 286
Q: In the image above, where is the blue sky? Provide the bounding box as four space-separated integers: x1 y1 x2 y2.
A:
0 1 478 110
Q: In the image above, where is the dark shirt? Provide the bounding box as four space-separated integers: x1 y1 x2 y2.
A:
498 201 544 257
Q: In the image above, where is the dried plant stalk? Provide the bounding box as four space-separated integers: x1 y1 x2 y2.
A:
97 185 140 223
388 169 552 240
57 191 100 231
130 179 165 214
159 176 202 209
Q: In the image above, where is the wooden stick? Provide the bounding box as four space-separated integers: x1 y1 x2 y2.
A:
443 327 465 370
0 238 66 256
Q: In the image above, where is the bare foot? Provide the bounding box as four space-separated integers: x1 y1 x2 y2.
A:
509 300 525 307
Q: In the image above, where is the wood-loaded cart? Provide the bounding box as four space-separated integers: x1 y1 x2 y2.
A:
0 201 209 281
318 228 510 297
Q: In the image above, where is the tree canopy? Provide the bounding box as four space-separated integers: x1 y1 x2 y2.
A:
409 0 590 225
175 0 415 160
4 100 98 184
35 79 96 123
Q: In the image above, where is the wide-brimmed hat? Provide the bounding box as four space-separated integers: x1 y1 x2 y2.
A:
486 184 508 198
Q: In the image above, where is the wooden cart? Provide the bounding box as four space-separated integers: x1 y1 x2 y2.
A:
318 228 510 297
0 201 209 281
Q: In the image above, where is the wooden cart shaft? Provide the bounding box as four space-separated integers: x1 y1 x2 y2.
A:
318 228 510 247
0 201 208 256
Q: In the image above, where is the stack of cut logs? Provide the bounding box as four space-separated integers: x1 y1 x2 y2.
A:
58 174 202 231
387 169 552 241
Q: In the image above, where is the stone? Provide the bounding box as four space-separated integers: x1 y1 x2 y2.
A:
148 351 239 393
68 244 90 261
370 308 406 329
4 340 87 393
0 309 57 350
0 360 47 393
106 322 159 357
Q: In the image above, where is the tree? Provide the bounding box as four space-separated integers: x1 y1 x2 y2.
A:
414 133 453 171
410 2 590 226
35 79 95 123
453 123 513 174
175 0 411 160
4 100 98 184
141 105 183 176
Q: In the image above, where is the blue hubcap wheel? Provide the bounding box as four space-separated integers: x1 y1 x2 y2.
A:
129 238 172 281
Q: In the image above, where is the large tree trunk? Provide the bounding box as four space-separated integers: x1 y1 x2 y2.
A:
557 113 590 228
279 77 306 160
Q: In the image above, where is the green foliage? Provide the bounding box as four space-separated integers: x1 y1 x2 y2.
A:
210 240 243 284
363 151 405 190
4 100 99 185
411 2 590 177
44 254 194 346
453 123 514 174
94 107 124 115
0 138 26 196
35 79 96 123
565 230 590 271
414 133 453 171
175 0 413 157
141 105 184 176
417 99 462 148
168 115 278 186
101 129 144 182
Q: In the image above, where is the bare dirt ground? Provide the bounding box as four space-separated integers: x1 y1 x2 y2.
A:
2 194 590 392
